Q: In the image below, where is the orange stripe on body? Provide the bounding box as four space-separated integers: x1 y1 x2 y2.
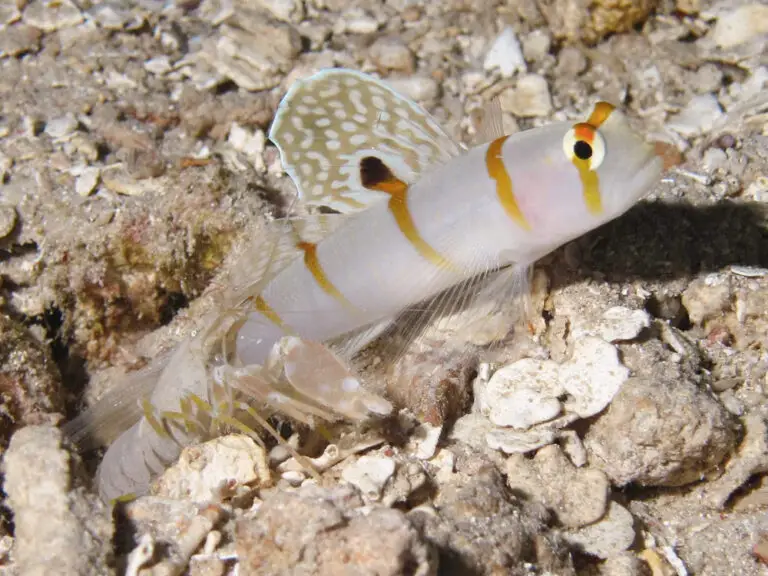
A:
361 162 456 271
485 137 531 230
297 241 358 310
571 101 615 216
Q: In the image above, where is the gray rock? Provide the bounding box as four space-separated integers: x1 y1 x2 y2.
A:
3 425 113 576
585 377 738 487
507 444 610 528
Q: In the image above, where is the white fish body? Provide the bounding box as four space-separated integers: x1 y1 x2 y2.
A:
66 69 663 502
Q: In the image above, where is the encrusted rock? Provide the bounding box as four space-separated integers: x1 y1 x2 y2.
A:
412 453 573 574
584 377 738 487
236 484 435 575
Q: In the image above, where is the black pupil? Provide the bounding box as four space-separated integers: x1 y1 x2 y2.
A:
573 140 593 160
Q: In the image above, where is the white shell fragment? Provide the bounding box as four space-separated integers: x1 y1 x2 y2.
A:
559 337 630 419
152 435 270 502
483 26 526 78
477 358 563 429
341 455 396 501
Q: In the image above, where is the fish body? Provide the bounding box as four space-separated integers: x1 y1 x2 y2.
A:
66 68 663 502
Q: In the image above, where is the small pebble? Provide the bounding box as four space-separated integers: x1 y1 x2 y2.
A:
0 205 17 238
44 113 79 140
522 30 551 62
386 76 439 102
369 36 414 73
339 10 379 34
75 167 100 197
500 74 552 117
484 26 526 78
144 56 173 76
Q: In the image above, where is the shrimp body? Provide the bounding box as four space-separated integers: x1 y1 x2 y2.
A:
70 69 663 502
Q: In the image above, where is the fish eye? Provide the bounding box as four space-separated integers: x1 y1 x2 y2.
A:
563 124 606 170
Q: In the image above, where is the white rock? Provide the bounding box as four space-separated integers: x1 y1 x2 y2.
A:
593 306 651 342
75 167 100 197
152 435 270 502
559 337 630 419
341 455 396 501
45 113 79 140
478 358 563 429
711 4 768 49
386 76 439 102
561 502 636 559
483 26 526 78
667 94 723 138
500 74 552 117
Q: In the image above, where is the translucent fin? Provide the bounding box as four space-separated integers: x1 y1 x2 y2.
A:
62 348 175 451
327 316 396 361
269 68 463 214
473 98 505 145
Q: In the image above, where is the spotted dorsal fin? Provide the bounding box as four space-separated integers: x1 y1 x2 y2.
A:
269 68 463 214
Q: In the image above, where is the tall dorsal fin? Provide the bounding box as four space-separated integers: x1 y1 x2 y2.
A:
269 68 463 214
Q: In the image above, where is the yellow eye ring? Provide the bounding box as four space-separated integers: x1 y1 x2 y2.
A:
563 123 606 170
